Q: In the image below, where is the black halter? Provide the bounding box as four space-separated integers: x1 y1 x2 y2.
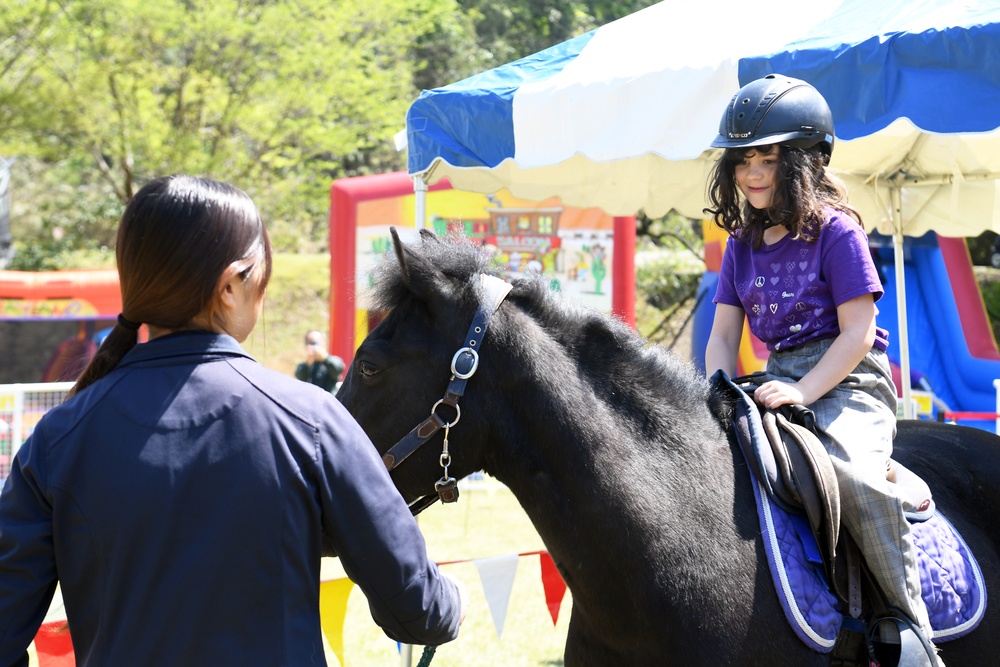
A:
381 274 512 515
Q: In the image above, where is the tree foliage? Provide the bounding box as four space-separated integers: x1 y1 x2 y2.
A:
457 0 658 70
1 0 487 251
1 0 661 257
634 210 704 345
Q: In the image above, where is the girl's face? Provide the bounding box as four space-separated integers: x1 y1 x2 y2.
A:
734 145 780 210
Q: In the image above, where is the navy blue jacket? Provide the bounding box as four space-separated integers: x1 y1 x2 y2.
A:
0 332 460 666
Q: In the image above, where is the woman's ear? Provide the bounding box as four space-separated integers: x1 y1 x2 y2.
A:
215 262 244 314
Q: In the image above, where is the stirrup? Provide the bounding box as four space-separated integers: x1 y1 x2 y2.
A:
868 612 939 667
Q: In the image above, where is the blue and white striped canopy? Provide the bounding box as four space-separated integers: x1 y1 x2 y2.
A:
406 0 1000 236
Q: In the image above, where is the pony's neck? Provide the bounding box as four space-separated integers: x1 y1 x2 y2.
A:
481 308 734 608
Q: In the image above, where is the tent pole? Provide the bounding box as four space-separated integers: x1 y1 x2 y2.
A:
891 187 913 419
414 175 428 229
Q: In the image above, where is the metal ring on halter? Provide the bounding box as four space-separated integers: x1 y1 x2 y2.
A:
431 399 461 428
451 347 479 379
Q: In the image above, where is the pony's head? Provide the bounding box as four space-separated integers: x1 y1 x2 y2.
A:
337 229 505 505
338 228 719 509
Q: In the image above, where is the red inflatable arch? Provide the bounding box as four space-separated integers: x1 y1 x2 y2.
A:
0 269 122 383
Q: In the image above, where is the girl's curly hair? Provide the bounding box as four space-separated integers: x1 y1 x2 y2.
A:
704 144 861 249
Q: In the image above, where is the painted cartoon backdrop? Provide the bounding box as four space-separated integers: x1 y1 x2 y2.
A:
354 190 614 313
329 173 628 362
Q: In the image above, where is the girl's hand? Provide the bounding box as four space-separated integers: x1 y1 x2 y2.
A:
754 380 806 409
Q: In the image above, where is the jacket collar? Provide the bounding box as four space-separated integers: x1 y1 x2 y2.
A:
119 330 252 367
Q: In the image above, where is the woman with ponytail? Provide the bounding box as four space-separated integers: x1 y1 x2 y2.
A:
0 176 466 666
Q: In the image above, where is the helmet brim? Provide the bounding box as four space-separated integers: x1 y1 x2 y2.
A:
710 130 834 154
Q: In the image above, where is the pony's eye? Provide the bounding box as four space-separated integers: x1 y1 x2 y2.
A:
359 361 378 377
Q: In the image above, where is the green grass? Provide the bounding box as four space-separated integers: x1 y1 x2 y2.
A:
320 484 570 666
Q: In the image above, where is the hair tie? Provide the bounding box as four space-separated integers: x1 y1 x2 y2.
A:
117 314 141 331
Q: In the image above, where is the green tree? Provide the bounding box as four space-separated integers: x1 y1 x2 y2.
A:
409 0 489 91
635 211 705 346
1 0 662 262
1 0 480 251
457 0 659 66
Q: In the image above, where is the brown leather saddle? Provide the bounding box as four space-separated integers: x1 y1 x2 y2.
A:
709 371 935 614
710 370 943 666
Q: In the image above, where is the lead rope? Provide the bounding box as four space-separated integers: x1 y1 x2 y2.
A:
415 646 436 667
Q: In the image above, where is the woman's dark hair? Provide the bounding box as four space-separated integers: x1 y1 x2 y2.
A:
71 175 271 395
703 144 861 249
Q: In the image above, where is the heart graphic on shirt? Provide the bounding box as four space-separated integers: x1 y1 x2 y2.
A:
770 304 778 314
790 324 802 333
808 273 817 281
770 263 781 273
799 262 808 271
770 276 780 285
785 315 796 323
814 308 824 317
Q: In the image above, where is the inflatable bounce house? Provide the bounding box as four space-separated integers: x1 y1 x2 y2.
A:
0 269 122 384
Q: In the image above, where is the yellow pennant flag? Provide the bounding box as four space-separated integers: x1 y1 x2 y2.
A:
319 578 355 666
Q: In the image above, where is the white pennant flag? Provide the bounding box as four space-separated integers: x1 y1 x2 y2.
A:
474 553 520 638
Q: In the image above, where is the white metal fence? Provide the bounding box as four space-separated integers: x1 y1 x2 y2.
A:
0 382 74 481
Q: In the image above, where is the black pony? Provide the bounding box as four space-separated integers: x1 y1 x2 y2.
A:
337 230 1000 666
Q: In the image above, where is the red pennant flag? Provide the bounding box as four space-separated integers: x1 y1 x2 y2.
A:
538 551 567 626
33 621 75 667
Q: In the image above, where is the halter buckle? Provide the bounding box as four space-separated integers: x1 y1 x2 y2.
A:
451 347 479 380
434 477 460 503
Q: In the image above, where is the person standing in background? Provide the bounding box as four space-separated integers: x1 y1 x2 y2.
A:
295 329 345 392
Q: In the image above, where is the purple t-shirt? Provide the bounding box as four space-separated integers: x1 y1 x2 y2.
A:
714 209 888 353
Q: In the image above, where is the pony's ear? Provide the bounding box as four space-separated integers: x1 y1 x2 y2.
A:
390 226 455 313
418 228 440 243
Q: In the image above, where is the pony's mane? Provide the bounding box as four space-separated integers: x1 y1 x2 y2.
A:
367 233 494 313
512 275 713 421
368 233 713 423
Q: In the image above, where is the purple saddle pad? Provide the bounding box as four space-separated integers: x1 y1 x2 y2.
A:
747 465 987 652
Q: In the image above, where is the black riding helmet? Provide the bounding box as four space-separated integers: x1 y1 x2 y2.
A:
711 74 835 161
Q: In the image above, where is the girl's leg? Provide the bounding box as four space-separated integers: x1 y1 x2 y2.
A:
766 344 937 648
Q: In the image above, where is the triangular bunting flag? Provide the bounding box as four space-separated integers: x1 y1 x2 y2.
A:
33 621 75 667
474 553 519 639
538 552 568 626
319 578 355 666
